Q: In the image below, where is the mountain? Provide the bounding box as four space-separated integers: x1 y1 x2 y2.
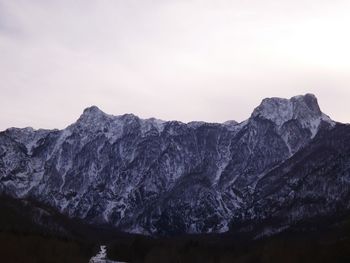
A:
235 122 350 237
0 93 346 237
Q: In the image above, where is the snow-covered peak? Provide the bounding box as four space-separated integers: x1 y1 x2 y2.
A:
74 106 112 128
72 107 167 139
80 105 106 119
252 97 293 126
83 105 103 114
252 94 318 124
251 94 333 137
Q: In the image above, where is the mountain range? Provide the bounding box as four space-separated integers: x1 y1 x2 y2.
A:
1 93 349 239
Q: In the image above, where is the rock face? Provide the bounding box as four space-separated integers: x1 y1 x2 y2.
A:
0 93 345 236
239 123 350 237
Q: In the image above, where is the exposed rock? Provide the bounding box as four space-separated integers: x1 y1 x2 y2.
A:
0 94 342 237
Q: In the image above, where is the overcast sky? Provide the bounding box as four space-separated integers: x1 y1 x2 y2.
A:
1 0 349 130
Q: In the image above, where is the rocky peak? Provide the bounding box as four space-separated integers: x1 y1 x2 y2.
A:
74 105 110 128
251 94 333 137
252 94 320 124
292 93 321 115
81 105 105 118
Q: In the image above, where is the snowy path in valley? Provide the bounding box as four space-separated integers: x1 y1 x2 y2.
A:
89 245 126 263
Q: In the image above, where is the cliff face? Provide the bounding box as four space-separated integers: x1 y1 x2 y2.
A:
1 94 344 236
240 123 350 237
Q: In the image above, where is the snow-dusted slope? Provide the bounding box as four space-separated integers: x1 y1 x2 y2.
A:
236 123 350 238
0 94 338 235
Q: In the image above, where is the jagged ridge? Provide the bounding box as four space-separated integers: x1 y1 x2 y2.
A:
0 94 343 237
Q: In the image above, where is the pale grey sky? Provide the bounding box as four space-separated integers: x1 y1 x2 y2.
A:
0 0 349 130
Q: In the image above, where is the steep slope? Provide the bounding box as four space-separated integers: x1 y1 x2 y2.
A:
0 94 336 235
235 123 350 238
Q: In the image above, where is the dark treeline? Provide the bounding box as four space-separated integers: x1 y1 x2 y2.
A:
0 233 93 263
0 195 95 263
107 216 350 263
2 193 350 263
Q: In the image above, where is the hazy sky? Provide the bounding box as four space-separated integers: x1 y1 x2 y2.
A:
1 0 349 130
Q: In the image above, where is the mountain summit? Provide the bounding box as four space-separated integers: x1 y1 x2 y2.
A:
1 94 347 237
252 93 334 136
253 94 321 121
